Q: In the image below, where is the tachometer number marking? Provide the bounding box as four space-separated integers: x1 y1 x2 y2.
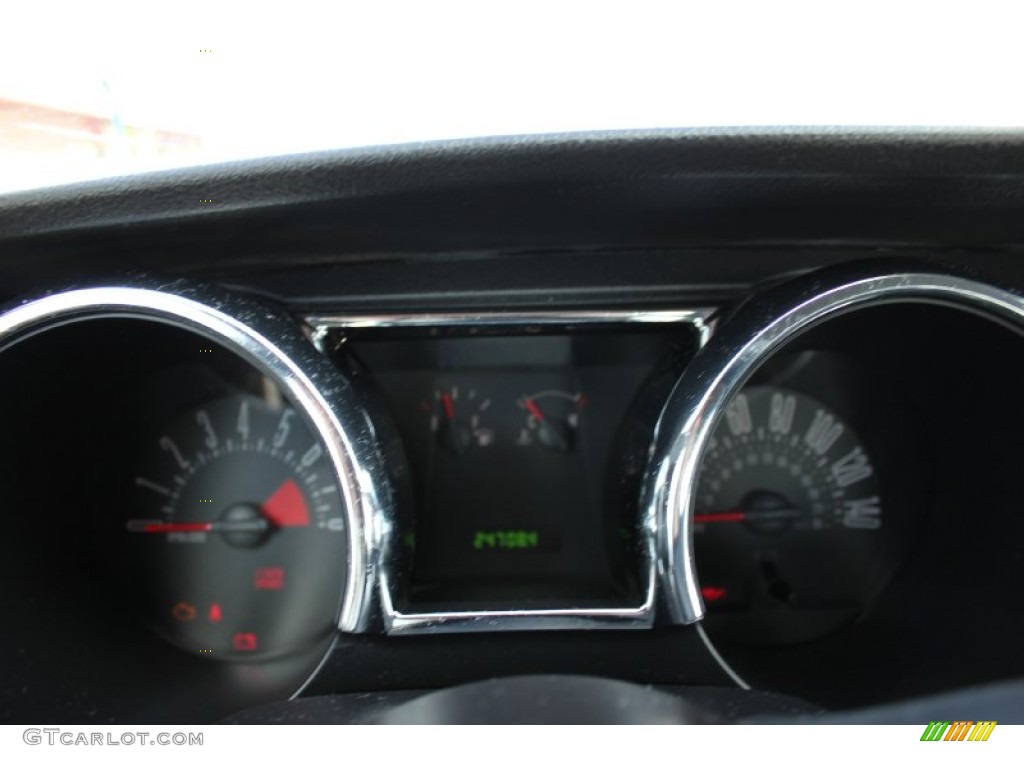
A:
300 443 323 468
196 409 218 449
272 409 295 448
237 399 250 441
159 436 190 470
135 477 170 496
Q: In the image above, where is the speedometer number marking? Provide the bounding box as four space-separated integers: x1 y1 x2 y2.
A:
842 496 883 529
725 393 753 435
831 447 874 487
769 391 796 434
804 409 844 454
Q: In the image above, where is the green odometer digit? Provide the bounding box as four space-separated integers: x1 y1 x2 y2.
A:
127 391 347 660
695 385 886 643
473 529 541 550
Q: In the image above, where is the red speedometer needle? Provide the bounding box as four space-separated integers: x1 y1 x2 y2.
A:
523 398 545 422
695 508 801 524
694 510 747 524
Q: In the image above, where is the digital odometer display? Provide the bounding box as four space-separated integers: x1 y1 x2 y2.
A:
349 330 690 608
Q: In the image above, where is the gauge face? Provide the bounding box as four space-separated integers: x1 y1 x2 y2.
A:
426 386 494 455
128 392 347 660
516 389 586 452
695 385 886 643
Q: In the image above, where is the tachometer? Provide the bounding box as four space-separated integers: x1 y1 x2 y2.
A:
127 390 347 660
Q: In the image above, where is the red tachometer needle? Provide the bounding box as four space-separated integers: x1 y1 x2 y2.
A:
126 521 214 533
125 519 267 533
127 478 310 535
523 398 545 422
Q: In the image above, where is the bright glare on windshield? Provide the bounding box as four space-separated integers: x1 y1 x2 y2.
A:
3 1 1022 194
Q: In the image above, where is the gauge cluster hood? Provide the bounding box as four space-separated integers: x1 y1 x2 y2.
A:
0 129 1023 724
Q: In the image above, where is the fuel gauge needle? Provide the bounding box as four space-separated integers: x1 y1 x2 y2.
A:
522 397 573 452
523 397 545 422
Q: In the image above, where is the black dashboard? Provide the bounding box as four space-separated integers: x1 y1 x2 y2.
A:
2 129 1024 724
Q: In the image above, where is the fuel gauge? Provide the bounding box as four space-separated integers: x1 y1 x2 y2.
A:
516 390 587 453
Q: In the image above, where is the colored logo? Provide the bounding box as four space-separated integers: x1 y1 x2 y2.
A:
920 721 996 741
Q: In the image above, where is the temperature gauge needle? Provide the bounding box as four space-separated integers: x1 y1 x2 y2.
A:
435 390 475 455
441 392 456 420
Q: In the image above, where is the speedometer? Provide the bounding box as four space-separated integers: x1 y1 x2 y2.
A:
694 385 889 643
127 389 348 660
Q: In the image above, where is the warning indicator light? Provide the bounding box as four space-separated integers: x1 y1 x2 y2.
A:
253 566 285 591
701 586 728 602
232 632 258 652
209 603 223 622
171 602 197 622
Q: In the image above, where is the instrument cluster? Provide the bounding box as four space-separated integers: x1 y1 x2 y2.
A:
1 262 1023 721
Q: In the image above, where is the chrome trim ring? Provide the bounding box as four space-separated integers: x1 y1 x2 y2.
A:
0 283 394 635
648 267 1024 626
381 577 657 634
306 308 717 330
308 307 716 634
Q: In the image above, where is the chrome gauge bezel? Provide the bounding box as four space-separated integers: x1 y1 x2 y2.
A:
647 265 1024 631
306 308 717 634
0 282 393 638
